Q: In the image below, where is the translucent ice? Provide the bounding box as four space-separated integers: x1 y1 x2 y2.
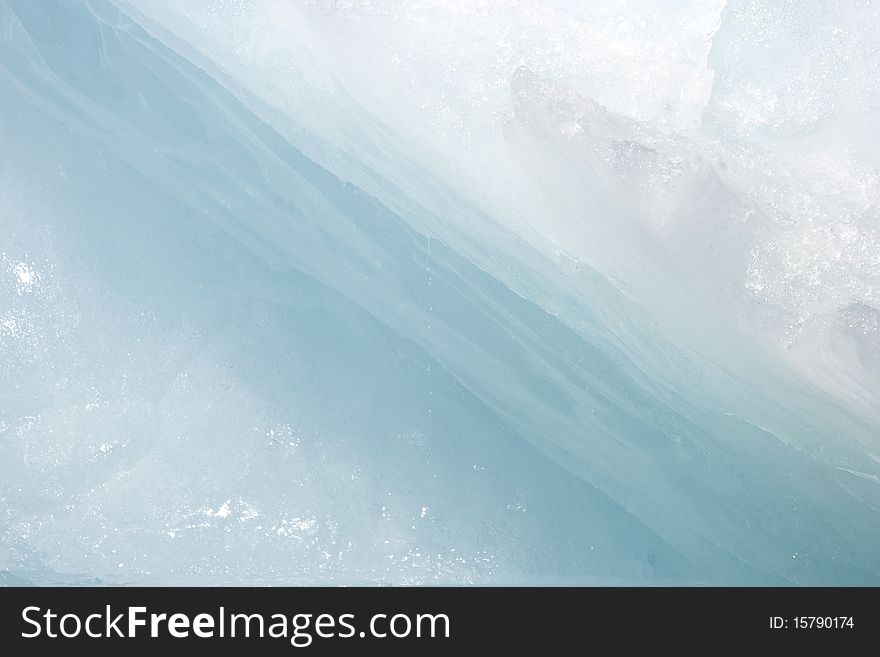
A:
1 0 879 584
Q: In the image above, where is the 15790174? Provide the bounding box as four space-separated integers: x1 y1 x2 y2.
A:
769 616 855 630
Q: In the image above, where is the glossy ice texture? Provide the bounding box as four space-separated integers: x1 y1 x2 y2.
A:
1 0 879 584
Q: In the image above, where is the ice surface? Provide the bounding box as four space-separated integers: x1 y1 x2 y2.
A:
1 0 879 584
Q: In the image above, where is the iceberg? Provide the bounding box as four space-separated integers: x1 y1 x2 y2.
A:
1 0 878 585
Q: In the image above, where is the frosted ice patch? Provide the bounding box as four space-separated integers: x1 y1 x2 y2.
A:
14 263 35 285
